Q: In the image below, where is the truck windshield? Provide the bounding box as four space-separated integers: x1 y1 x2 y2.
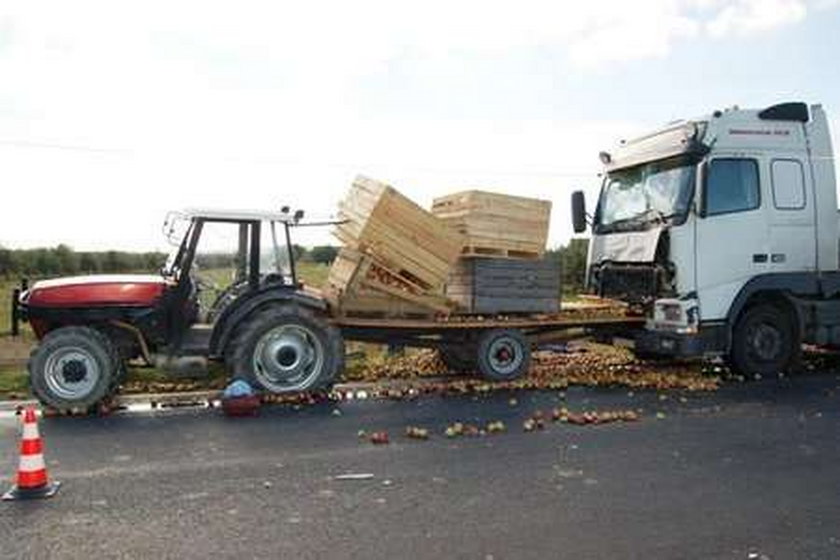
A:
596 156 696 233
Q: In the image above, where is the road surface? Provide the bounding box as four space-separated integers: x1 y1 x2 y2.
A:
2 373 840 559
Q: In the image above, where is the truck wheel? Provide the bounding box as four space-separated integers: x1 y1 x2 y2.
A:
229 305 344 393
729 304 798 377
438 344 477 373
476 329 531 382
29 326 119 411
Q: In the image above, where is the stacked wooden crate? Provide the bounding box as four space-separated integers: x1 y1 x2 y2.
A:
446 258 561 314
431 190 552 259
432 190 559 315
327 175 464 318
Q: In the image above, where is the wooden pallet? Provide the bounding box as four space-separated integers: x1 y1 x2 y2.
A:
431 190 551 260
460 246 543 260
334 175 464 291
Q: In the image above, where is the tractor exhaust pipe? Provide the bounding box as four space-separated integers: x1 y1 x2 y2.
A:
10 278 28 337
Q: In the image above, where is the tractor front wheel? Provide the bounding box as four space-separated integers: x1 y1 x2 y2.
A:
29 326 120 411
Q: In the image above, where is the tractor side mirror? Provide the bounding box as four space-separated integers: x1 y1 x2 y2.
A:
571 191 587 233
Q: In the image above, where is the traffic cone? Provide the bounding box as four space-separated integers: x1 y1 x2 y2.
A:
2 407 60 501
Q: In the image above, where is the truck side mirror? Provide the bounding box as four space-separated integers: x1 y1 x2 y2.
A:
571 191 587 233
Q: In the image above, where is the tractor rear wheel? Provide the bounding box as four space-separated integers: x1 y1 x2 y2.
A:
29 326 120 411
228 305 344 393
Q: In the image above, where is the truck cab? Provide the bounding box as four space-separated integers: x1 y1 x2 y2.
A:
573 102 839 376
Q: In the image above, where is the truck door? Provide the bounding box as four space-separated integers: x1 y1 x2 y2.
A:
695 156 769 321
765 157 816 273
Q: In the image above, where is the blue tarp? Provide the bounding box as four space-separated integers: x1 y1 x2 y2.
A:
223 379 255 399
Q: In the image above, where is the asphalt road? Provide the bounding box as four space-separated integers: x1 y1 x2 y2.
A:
2 373 840 560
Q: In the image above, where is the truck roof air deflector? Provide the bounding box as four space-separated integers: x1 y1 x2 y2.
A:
758 102 809 123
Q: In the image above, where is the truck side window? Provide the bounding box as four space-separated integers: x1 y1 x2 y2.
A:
704 158 760 216
771 159 806 209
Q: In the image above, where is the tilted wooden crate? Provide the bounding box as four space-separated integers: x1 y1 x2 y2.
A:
327 248 453 318
334 175 464 291
446 257 561 314
431 190 551 259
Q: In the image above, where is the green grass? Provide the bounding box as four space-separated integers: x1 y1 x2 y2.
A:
0 364 27 396
296 261 330 289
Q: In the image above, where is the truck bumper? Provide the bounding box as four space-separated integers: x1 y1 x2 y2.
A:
635 330 705 358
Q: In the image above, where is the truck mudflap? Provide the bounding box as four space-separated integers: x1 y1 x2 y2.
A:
635 324 727 359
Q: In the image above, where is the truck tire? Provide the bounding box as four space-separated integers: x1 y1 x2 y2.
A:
29 326 120 411
438 343 477 373
729 304 798 377
476 329 531 382
228 305 344 393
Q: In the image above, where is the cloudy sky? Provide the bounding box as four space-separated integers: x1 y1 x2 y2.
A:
2 0 839 251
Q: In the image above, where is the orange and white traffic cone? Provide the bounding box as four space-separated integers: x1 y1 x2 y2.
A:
2 407 61 501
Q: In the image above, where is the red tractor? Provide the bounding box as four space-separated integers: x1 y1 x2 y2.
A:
12 208 344 411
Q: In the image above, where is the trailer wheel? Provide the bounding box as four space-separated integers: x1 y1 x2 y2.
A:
439 344 477 373
476 329 531 382
729 304 797 377
229 305 344 393
29 326 119 411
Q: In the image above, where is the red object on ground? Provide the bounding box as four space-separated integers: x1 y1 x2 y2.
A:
2 407 61 501
221 395 261 417
369 431 390 445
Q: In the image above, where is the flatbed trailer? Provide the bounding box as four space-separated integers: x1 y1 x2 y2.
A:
332 311 645 380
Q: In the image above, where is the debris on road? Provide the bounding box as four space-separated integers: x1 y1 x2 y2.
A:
369 431 390 445
334 473 375 481
486 421 506 434
221 380 260 417
344 342 720 392
405 426 430 440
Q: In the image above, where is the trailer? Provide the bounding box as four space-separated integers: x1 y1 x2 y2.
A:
11 206 643 412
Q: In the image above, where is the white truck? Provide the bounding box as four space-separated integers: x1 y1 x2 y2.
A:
572 102 838 376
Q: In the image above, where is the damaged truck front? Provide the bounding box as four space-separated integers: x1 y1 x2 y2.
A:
573 102 840 376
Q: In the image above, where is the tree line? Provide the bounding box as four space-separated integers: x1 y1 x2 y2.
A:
0 241 588 293
545 238 589 295
0 244 342 278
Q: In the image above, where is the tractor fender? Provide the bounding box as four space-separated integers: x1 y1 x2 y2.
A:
209 286 328 357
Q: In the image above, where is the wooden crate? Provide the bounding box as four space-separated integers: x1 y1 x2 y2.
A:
326 247 452 318
334 175 464 291
446 257 561 314
431 190 551 259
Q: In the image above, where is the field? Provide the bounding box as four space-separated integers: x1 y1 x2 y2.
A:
0 263 331 397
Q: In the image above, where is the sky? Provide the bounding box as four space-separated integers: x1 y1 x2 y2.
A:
1 0 840 252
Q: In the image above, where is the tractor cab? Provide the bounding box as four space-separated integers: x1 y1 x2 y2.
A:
161 207 303 328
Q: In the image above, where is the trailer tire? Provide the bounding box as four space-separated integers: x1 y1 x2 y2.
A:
29 326 119 411
729 304 797 377
228 305 344 393
476 329 531 382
